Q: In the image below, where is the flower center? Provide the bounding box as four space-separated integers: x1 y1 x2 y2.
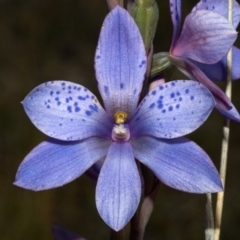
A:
114 111 128 124
112 111 129 141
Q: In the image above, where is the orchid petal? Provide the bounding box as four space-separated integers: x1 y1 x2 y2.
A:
95 6 146 117
96 142 141 231
14 137 111 190
194 46 240 81
193 0 240 29
170 56 240 121
169 0 182 50
172 10 237 64
131 136 222 193
130 80 215 139
23 81 113 141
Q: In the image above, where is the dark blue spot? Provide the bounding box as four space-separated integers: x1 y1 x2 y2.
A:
59 123 62 126
77 87 81 91
199 100 201 104
73 86 77 90
61 82 66 86
50 91 54 96
170 92 175 98
160 95 164 99
104 86 109 95
159 86 164 90
70 119 73 121
91 96 94 99
176 104 180 109
67 106 72 113
157 100 163 109
162 109 166 113
135 117 140 122
168 106 173 111
179 97 182 101
36 88 39 92
78 96 85 100
74 102 78 106
47 105 50 109
89 104 98 112
191 111 194 114
68 91 72 94
55 97 59 101
139 60 146 68
151 90 156 95
185 89 189 94
84 88 87 92
96 55 101 59
120 83 124 89
173 117 176 121
62 87 65 90
56 91 60 94
69 97 72 101
66 98 69 103
57 102 61 106
149 103 155 109
82 119 85 122
191 96 194 100
75 107 80 112
48 99 51 103
171 82 176 86
176 92 180 96
86 110 91 116
68 86 72 90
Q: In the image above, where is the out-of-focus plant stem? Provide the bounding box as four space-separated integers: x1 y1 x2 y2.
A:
214 0 233 240
205 194 214 240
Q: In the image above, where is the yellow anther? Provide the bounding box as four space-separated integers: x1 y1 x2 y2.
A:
114 111 128 124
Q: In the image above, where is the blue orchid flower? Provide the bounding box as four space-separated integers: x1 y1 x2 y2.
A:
15 7 222 231
169 0 240 121
192 0 240 82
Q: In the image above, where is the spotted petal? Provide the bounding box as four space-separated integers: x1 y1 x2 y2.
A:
22 81 113 141
193 46 240 81
170 56 240 121
96 142 141 231
171 10 237 64
130 80 215 139
95 6 147 117
131 136 222 193
192 0 240 29
14 137 111 191
169 0 182 50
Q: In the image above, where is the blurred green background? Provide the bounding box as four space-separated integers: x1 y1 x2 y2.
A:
1 0 240 239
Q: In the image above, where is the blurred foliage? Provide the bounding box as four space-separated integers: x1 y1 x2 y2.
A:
0 0 240 239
